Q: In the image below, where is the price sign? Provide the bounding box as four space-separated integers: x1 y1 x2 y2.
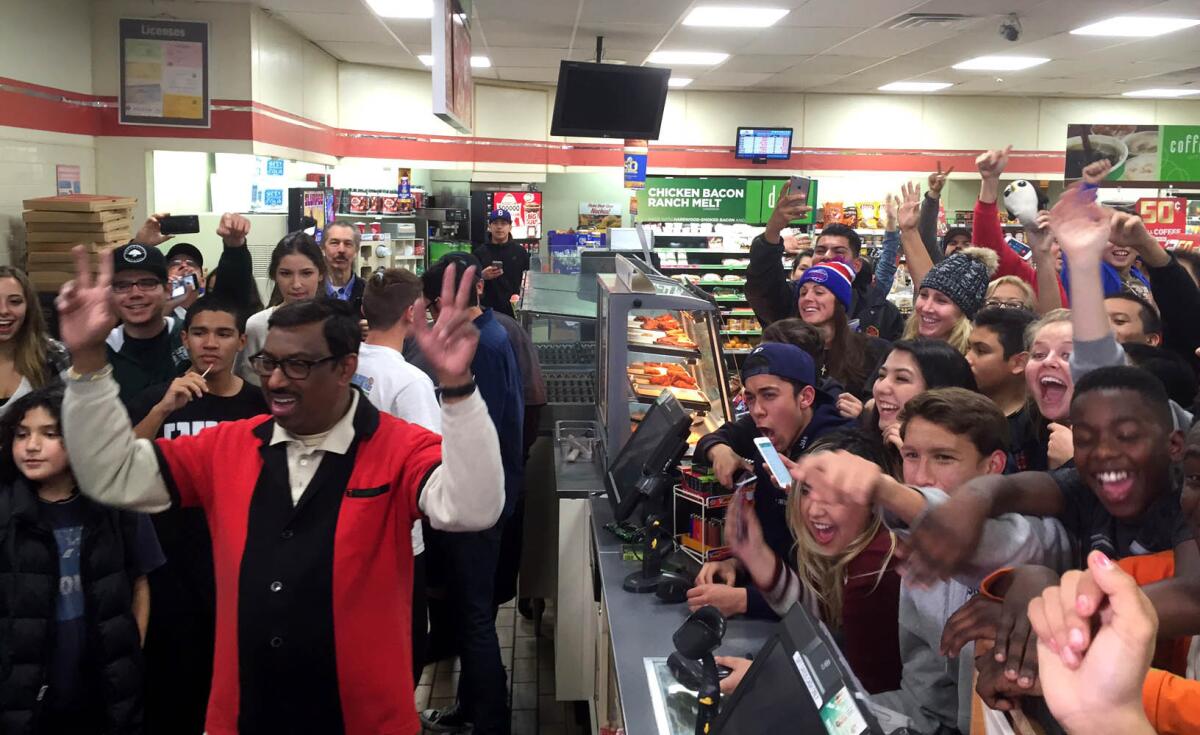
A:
1135 197 1186 244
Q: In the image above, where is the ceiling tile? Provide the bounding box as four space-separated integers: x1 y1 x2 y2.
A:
494 66 561 83
486 47 571 67
578 0 693 26
279 11 395 44
692 72 776 88
777 0 911 29
717 55 818 74
728 26 859 55
318 40 414 67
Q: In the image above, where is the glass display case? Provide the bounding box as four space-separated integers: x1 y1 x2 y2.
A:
519 270 599 416
597 256 733 457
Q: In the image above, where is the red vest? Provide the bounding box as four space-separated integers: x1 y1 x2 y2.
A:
155 396 441 735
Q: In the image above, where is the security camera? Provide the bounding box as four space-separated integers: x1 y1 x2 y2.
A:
1000 14 1022 42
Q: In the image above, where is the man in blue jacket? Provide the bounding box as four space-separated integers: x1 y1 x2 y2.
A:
420 252 523 735
690 342 856 619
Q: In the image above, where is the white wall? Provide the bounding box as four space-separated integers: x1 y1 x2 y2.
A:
250 9 339 127
0 0 96 264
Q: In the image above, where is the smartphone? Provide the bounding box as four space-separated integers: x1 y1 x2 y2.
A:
170 273 200 298
492 260 504 271
789 176 812 204
753 436 792 489
159 215 200 236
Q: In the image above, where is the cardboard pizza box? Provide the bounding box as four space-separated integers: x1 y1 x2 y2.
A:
22 195 137 213
24 219 133 235
23 209 132 224
25 230 131 245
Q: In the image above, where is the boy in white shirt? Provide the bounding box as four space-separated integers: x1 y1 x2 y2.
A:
353 267 441 683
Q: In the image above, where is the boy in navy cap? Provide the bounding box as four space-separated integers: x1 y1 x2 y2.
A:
472 209 530 318
106 242 190 405
691 342 857 618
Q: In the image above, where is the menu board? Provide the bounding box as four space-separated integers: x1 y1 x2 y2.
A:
119 18 210 128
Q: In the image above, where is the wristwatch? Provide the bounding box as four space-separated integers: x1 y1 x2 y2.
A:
439 380 477 399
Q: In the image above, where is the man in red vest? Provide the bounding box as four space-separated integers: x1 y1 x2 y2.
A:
56 246 505 735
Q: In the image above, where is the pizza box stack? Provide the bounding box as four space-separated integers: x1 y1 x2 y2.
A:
21 195 137 291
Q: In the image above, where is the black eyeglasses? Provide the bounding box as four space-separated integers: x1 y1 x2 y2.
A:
984 298 1029 310
112 277 163 293
249 352 340 380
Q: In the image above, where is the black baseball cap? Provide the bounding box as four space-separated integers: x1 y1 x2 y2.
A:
113 242 167 282
165 242 204 268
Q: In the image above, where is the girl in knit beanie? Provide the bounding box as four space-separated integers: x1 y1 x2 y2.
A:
902 247 999 353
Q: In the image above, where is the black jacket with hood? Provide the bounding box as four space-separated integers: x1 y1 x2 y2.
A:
695 391 857 619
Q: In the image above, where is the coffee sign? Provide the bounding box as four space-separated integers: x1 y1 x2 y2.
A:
1065 124 1200 184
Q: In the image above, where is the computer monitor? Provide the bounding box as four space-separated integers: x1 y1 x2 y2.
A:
735 127 794 162
713 603 885 735
606 391 690 523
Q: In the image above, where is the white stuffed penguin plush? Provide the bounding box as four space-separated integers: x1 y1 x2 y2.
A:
1003 180 1042 229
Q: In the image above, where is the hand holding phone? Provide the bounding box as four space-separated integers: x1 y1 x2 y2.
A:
753 436 792 490
170 273 200 299
158 215 200 236
789 176 812 205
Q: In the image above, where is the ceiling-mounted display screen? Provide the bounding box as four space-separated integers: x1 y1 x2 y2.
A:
735 127 793 161
551 61 671 140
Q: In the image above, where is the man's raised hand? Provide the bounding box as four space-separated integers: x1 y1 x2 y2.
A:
55 246 117 356
412 262 480 389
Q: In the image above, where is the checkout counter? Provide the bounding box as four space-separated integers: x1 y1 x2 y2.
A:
522 254 775 734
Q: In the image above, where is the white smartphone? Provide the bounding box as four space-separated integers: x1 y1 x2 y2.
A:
753 436 791 489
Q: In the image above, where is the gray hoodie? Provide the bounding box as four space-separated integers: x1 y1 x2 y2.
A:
872 487 1072 734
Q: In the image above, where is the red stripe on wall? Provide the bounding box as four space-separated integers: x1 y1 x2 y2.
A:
0 79 1068 174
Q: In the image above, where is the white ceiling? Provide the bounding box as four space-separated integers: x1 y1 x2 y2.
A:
226 0 1200 96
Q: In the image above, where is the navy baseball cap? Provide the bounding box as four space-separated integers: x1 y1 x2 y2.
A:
488 209 512 223
740 343 816 387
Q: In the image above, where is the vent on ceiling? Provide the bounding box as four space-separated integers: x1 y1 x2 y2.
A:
888 13 977 30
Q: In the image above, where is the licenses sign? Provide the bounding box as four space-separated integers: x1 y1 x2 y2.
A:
119 18 210 127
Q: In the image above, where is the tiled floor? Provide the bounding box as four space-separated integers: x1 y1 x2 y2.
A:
416 600 588 735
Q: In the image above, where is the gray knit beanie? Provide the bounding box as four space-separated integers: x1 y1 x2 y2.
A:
919 246 999 318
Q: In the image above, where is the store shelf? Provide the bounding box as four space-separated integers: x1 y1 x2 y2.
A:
720 330 761 336
626 341 702 359
658 264 747 271
721 309 756 316
631 389 711 411
678 535 731 562
675 484 736 509
816 227 886 235
658 247 751 254
723 348 754 355
713 295 746 302
695 280 746 287
336 212 418 219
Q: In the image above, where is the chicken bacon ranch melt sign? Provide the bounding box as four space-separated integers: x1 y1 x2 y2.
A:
638 177 749 223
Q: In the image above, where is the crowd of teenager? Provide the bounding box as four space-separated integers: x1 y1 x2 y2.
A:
0 146 1198 735
699 150 1200 735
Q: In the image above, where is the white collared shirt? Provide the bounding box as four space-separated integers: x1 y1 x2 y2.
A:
269 391 360 505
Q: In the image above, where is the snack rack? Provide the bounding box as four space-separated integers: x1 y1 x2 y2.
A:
672 465 738 563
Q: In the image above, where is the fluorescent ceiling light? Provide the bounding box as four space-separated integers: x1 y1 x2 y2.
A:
365 0 433 19
1071 16 1200 37
878 81 952 92
1122 88 1200 98
668 77 693 88
683 6 789 28
417 55 434 66
953 56 1049 71
471 56 491 68
647 50 730 65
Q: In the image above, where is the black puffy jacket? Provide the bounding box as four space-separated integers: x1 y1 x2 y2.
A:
0 480 145 734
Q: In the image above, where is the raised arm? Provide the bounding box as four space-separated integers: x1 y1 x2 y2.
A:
58 247 172 513
1027 210 1063 314
903 471 1066 584
897 181 934 287
746 182 812 325
410 263 505 532
1051 182 1114 345
211 213 259 315
918 162 953 264
867 194 902 302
